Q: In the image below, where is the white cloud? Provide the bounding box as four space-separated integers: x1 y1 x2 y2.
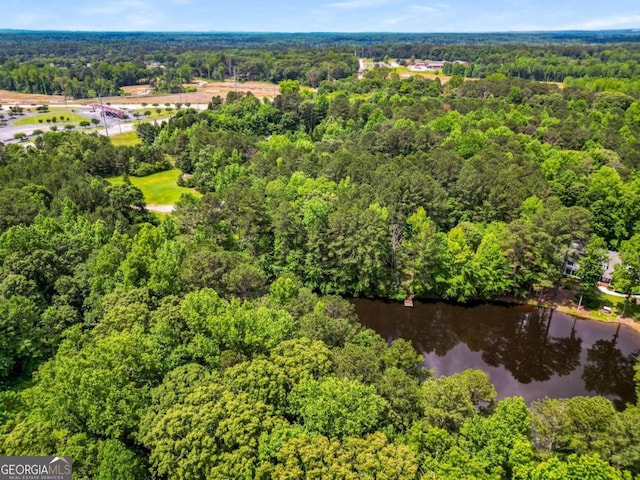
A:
81 0 151 17
366 2 449 30
5 12 52 29
407 5 438 14
77 0 170 30
565 13 640 30
3 0 640 33
328 0 394 9
406 3 449 15
508 13 640 32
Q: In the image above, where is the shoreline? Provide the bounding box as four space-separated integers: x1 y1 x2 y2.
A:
391 291 640 333
525 299 640 334
435 288 640 333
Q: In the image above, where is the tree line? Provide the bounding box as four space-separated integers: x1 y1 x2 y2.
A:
0 36 358 97
1 38 640 479
124 72 640 302
3 31 640 97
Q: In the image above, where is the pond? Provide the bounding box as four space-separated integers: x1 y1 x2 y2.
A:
352 299 640 409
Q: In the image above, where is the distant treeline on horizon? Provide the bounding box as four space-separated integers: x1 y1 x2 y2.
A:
1 29 640 47
2 28 640 99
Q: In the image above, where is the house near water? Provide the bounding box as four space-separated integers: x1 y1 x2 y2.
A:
563 245 620 284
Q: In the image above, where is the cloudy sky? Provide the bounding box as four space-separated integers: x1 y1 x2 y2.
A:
1 0 639 32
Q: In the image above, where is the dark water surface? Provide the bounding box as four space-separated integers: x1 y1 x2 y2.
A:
352 299 640 408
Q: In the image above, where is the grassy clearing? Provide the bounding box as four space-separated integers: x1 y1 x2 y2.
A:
108 168 200 205
110 131 141 146
531 279 640 330
597 292 640 319
392 66 452 82
131 108 179 121
563 289 640 324
12 108 89 126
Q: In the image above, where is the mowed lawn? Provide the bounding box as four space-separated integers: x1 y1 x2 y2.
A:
562 287 640 324
592 291 640 320
108 169 201 205
13 108 90 126
110 131 141 146
130 108 180 121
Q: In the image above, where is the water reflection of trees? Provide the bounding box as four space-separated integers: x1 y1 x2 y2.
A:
583 324 639 409
475 308 582 384
397 306 461 357
418 306 582 384
355 300 637 402
417 307 460 356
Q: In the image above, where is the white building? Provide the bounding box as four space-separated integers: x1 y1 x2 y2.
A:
563 249 620 284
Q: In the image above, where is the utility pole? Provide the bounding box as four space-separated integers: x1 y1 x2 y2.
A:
98 93 109 138
234 67 237 93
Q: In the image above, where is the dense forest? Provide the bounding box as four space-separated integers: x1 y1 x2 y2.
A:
3 31 640 96
2 32 640 479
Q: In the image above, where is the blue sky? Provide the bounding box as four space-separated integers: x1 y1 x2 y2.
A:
2 0 639 32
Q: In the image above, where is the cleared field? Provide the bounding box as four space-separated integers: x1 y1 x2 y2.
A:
1 80 281 107
12 108 90 126
393 66 453 83
94 79 281 105
0 89 65 104
108 169 201 205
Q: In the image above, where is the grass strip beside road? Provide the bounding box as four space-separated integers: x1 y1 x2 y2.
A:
12 108 89 126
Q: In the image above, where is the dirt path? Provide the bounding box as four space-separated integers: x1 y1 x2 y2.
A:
0 90 66 104
146 204 175 213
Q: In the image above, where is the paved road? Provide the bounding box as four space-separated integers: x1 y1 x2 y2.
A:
0 103 208 144
598 285 640 298
0 105 112 144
